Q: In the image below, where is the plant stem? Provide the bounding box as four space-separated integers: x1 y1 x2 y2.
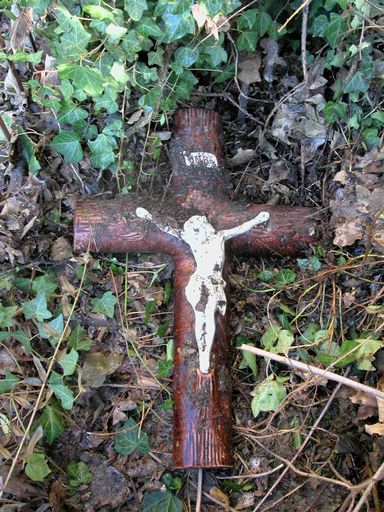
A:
239 345 384 400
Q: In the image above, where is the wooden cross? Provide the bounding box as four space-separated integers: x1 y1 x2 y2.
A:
74 108 316 469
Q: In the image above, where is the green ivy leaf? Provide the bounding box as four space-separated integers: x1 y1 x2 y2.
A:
204 45 227 67
323 101 348 123
115 418 150 455
251 375 287 418
136 18 164 38
69 324 93 351
88 133 117 169
60 80 74 102
25 453 51 482
32 275 58 298
344 71 369 94
125 0 148 21
0 371 20 394
106 23 128 42
58 348 79 376
254 11 272 37
22 292 52 322
58 64 104 96
0 304 17 328
237 8 257 30
48 371 74 410
83 5 115 22
36 402 65 444
94 89 119 114
57 18 91 62
163 11 195 42
0 50 43 64
103 120 124 138
66 461 93 489
312 14 329 37
110 61 129 84
141 489 183 512
52 131 83 164
324 13 347 48
275 268 296 287
362 128 380 149
38 314 64 346
157 358 173 378
91 291 117 318
174 47 198 67
57 105 89 125
237 31 258 52
238 338 257 378
13 330 32 353
18 132 41 174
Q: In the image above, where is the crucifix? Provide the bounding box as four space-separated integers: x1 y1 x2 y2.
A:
74 108 316 469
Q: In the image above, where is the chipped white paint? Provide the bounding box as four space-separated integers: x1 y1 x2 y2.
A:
135 207 269 374
136 207 178 237
183 151 218 168
181 212 269 373
136 207 153 221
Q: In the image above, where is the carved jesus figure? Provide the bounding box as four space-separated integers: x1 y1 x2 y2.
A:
181 213 269 373
136 208 269 374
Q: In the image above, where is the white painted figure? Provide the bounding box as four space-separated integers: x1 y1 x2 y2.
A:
136 207 269 374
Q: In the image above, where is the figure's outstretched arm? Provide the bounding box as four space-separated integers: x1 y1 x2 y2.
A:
220 211 270 241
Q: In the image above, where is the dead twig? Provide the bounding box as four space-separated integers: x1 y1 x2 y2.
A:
352 460 384 512
300 1 309 204
239 345 384 400
196 469 203 512
279 0 311 32
215 464 284 480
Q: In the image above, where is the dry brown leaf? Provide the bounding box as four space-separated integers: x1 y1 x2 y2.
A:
350 390 378 420
238 53 261 84
365 423 384 436
112 408 127 425
50 236 73 261
213 13 230 33
342 290 356 308
58 274 76 296
333 170 348 184
333 219 363 247
228 148 255 167
205 17 219 40
82 351 124 388
260 37 286 83
355 147 384 173
210 486 230 511
192 3 207 28
127 109 143 125
9 9 33 51
136 375 161 389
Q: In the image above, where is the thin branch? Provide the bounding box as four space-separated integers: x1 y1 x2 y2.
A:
239 345 384 400
300 1 309 204
352 460 384 512
279 0 311 32
196 469 203 512
216 464 284 480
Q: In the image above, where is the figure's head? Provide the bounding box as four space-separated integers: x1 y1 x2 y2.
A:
181 215 216 245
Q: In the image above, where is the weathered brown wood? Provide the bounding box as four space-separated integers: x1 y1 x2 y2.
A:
73 108 317 469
